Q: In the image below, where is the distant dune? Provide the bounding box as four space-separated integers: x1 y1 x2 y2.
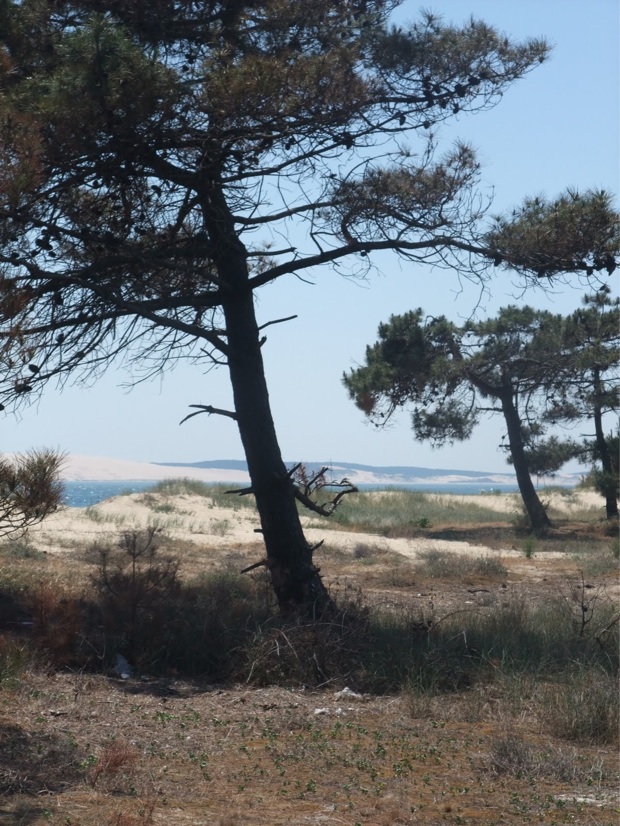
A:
60 454 251 484
56 454 583 488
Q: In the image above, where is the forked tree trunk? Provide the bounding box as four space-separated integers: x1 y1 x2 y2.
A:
501 393 552 535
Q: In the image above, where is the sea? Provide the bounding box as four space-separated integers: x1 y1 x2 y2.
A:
62 479 521 508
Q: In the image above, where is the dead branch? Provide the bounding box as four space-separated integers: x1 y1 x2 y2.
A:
289 462 358 517
179 404 238 425
258 315 298 331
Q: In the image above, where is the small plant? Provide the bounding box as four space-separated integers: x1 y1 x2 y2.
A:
0 637 32 684
488 734 534 778
84 505 105 523
522 536 536 558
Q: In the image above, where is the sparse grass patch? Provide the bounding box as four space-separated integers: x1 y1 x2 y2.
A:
210 518 230 537
572 541 619 577
486 733 607 783
149 478 256 510
538 670 619 744
0 536 46 560
352 541 389 560
84 506 130 527
307 489 504 535
415 549 507 580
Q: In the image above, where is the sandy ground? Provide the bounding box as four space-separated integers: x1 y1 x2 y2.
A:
24 488 603 563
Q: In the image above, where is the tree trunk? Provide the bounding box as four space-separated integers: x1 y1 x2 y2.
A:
501 393 552 534
222 287 333 614
592 367 619 520
200 179 333 615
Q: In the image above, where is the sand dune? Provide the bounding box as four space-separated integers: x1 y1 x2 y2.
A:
60 454 251 484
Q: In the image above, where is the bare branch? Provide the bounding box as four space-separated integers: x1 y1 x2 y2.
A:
179 404 238 425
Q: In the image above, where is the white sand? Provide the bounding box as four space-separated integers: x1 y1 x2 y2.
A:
24 487 603 563
59 454 251 484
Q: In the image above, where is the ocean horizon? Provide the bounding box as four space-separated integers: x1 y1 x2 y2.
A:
62 479 523 508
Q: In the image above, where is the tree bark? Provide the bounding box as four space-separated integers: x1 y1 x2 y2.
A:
202 181 333 615
222 286 333 615
592 367 619 520
500 392 552 534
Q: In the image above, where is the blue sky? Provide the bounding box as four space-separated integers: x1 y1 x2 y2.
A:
4 0 619 472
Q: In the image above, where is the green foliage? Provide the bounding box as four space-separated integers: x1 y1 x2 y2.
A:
0 449 64 538
511 434 581 477
0 0 558 607
487 189 620 280
149 478 254 508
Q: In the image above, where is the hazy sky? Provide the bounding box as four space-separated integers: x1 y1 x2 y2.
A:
4 0 619 472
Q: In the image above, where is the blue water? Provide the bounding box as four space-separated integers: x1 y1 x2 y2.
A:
63 480 158 508
62 479 520 508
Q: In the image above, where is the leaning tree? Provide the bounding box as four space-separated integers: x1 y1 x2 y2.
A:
343 305 575 534
0 1 555 611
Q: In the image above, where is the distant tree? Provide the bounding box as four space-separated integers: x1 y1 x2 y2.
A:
544 291 619 519
0 449 64 537
343 306 580 534
0 1 555 610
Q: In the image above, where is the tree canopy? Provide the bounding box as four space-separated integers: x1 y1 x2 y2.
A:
544 291 619 518
487 189 619 281
0 0 555 609
343 305 573 532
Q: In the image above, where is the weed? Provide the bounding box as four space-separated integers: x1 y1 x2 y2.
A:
0 637 33 684
138 493 178 514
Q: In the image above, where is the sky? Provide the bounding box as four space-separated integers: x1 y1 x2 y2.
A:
3 0 619 473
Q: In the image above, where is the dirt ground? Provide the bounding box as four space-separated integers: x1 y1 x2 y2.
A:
1 489 618 825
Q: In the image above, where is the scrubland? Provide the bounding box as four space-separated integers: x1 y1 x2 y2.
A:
0 481 617 825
